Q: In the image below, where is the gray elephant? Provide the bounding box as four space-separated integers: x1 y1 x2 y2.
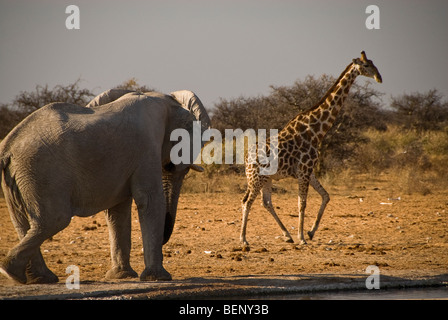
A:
0 89 210 284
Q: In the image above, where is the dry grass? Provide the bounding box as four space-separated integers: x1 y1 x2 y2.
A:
184 126 448 197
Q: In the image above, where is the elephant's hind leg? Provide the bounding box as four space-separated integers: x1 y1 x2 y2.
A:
104 198 138 280
1 227 61 284
6 205 59 284
0 202 71 284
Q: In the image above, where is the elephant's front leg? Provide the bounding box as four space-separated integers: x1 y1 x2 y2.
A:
134 185 172 281
104 198 138 280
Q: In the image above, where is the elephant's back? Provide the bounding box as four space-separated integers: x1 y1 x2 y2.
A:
0 103 92 155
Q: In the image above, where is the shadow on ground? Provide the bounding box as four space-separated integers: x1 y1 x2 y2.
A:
1 272 447 300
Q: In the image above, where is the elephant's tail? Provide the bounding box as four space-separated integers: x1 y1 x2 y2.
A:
0 153 11 190
0 154 30 231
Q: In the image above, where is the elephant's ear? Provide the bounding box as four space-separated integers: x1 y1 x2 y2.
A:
85 89 135 108
170 90 211 131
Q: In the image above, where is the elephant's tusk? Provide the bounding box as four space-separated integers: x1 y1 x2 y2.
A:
190 164 205 172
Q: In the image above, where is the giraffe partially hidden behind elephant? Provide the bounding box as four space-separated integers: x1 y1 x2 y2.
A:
240 51 382 247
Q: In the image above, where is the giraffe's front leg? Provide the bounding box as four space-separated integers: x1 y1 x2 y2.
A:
297 178 310 245
298 196 307 245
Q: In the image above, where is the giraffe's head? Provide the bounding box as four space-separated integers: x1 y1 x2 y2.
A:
352 51 382 83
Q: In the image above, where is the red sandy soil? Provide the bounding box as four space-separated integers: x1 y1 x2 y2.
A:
1 174 447 290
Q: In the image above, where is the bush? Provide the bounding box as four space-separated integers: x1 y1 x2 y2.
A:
390 89 448 131
0 78 156 139
347 125 448 194
0 79 95 138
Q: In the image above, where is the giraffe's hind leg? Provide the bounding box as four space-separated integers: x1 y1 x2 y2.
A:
261 180 294 243
240 187 258 248
308 172 330 240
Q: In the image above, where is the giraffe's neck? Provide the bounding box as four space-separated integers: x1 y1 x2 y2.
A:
281 62 360 144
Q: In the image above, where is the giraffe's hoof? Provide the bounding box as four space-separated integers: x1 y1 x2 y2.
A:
241 240 250 250
307 231 314 240
299 239 308 245
284 237 294 243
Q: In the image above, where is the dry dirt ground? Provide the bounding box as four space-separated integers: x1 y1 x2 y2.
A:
1 174 447 299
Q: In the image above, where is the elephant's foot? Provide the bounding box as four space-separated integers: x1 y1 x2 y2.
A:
26 260 59 284
26 271 59 284
105 266 138 280
140 267 172 281
0 260 27 284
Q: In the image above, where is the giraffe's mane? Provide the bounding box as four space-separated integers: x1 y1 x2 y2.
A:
310 62 354 112
279 62 354 132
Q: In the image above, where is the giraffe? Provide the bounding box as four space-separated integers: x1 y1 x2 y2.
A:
240 51 382 247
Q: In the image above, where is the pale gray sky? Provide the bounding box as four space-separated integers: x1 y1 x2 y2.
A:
1 0 447 110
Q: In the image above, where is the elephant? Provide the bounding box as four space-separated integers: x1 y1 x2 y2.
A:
0 89 210 284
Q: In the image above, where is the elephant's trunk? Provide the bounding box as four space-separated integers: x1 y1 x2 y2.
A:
162 90 211 244
162 167 185 244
